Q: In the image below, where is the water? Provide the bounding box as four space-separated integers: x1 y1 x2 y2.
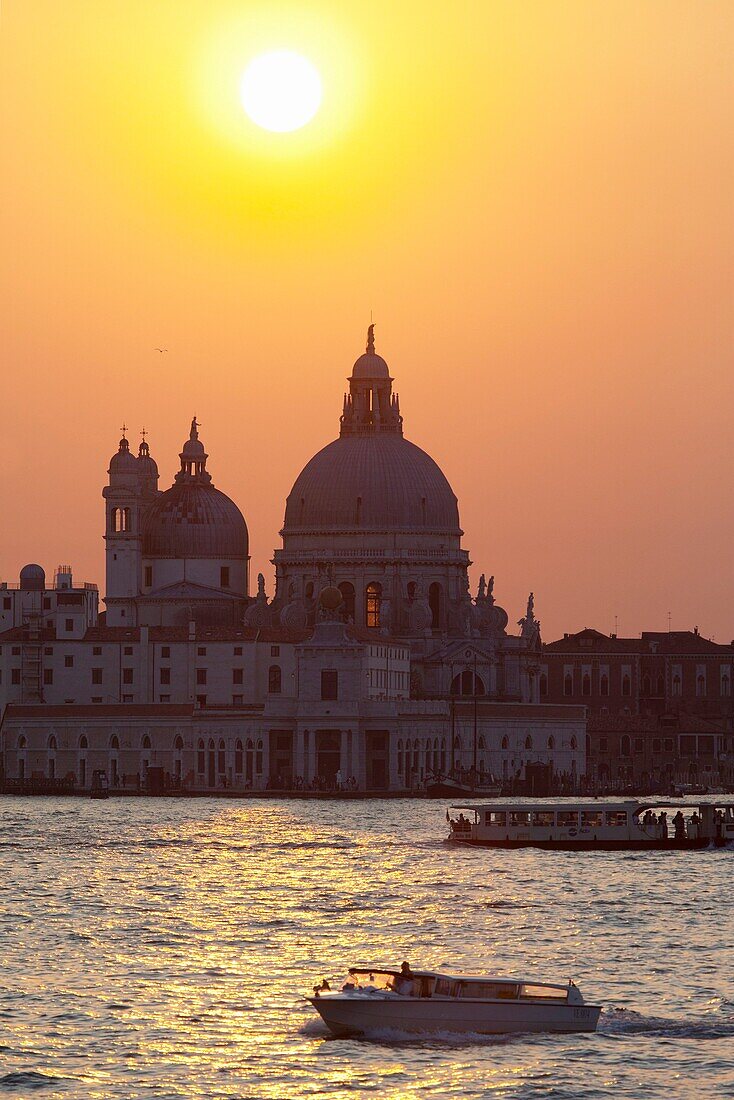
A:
0 797 732 1099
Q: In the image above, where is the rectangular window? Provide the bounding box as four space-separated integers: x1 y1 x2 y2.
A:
234 646 243 656
92 697 102 704
43 598 51 609
557 811 579 827
271 645 280 657
679 735 696 754
93 646 102 656
44 647 53 655
664 737 674 752
321 669 338 700
122 694 133 703
197 668 207 685
144 566 152 588
124 646 133 656
606 812 627 827
232 668 243 684
532 811 555 827
483 811 506 827
161 646 170 658
122 667 134 684
232 695 243 705
698 735 714 755
634 737 644 753
198 647 207 657
581 811 603 827
196 694 207 707
3 597 11 609
159 694 170 703
509 811 530 827
65 618 73 631
12 646 20 656
220 566 230 588
599 738 608 752
42 669 52 685
159 667 170 685
91 668 103 684
65 655 74 668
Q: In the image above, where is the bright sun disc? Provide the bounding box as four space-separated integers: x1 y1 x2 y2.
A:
240 50 322 133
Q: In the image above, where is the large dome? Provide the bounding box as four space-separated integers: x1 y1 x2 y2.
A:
284 433 460 533
142 483 248 559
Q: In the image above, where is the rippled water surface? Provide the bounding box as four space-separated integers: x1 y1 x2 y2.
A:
1 797 733 1099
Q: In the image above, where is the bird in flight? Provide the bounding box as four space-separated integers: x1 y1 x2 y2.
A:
154 347 168 353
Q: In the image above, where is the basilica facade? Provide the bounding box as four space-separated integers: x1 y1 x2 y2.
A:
0 331 585 791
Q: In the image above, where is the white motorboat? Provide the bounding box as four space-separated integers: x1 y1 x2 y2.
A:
307 966 601 1036
447 799 734 849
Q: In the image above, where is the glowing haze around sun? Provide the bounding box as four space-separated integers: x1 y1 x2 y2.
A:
240 51 322 132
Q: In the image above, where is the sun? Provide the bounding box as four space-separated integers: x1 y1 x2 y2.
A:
240 50 322 133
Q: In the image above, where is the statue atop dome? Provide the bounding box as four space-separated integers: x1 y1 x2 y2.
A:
366 322 375 353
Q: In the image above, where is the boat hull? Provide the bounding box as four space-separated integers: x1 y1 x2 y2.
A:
426 781 502 799
448 836 727 850
308 995 601 1036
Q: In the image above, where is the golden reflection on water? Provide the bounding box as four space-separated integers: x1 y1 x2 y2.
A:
0 797 733 1099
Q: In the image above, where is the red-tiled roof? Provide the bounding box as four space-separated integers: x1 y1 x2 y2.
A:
543 628 734 656
3 703 194 719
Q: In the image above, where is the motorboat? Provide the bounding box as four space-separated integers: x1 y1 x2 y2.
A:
307 965 601 1036
447 799 734 849
425 771 502 799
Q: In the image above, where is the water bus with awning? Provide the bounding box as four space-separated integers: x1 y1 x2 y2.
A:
447 800 734 849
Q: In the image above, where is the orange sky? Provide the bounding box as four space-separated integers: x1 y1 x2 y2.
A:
1 1 733 640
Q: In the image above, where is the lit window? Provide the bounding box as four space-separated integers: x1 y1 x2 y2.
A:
366 583 381 628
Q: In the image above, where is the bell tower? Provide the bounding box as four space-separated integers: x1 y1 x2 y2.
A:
102 427 159 626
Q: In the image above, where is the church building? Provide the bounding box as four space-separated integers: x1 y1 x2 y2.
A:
0 330 585 792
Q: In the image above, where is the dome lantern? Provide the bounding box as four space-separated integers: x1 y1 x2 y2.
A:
340 325 403 438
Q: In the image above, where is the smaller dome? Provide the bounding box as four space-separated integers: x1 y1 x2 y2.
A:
352 351 390 379
109 438 138 474
137 441 159 479
182 437 206 458
20 563 45 591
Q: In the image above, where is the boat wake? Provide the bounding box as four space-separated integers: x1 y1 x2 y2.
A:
600 1007 734 1040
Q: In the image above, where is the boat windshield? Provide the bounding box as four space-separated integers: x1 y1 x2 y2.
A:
519 983 568 1001
345 970 398 991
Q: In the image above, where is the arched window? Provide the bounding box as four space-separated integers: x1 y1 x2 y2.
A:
451 670 485 696
110 735 119 750
305 581 314 600
478 736 485 750
501 736 508 750
622 675 631 697
338 582 355 622
235 739 243 773
547 736 555 750
218 739 226 774
407 581 417 600
696 674 706 697
642 674 651 695
17 736 26 750
428 582 442 629
142 735 151 749
570 736 577 750
365 583 381 628
174 736 183 751
582 674 591 696
672 674 682 697
600 674 609 696
539 673 548 696
197 739 205 773
525 735 533 750
79 735 88 749
49 736 57 750
268 665 282 694
722 674 731 698
620 735 631 757
123 508 130 532
564 673 573 696
256 739 263 774
656 675 665 696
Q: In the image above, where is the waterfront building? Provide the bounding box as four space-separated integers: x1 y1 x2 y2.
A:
0 331 586 792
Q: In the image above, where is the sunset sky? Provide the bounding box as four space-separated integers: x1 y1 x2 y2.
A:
1 1 732 640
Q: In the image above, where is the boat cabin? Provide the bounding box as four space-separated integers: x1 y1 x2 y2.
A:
342 968 579 1003
447 800 734 849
